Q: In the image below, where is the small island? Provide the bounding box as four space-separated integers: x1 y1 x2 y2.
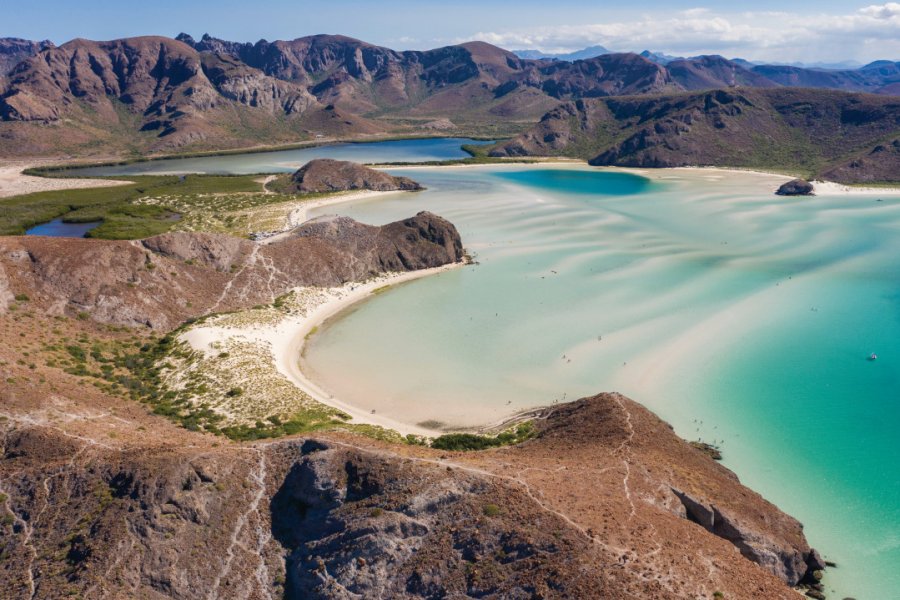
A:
272 158 424 194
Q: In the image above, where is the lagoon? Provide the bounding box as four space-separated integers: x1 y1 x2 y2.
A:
66 137 491 176
302 164 899 600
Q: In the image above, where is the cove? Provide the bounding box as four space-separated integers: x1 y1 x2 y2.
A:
302 164 900 600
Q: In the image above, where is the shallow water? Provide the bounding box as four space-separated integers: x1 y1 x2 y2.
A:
78 139 898 598
302 165 900 600
25 218 101 237
66 138 491 176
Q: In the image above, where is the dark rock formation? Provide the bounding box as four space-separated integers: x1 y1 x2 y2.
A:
776 179 815 196
288 159 423 193
0 211 461 329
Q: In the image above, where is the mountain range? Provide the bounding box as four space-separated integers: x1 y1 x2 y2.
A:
491 88 900 183
1 33 899 165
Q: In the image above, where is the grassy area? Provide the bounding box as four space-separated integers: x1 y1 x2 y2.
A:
0 174 309 239
430 422 537 451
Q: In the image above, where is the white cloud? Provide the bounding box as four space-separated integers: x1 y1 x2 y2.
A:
859 2 900 19
463 4 900 63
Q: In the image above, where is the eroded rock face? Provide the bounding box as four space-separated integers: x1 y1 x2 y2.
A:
776 179 815 196
288 159 424 193
0 211 462 329
0 393 823 599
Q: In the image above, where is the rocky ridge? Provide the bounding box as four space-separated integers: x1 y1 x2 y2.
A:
0 392 827 599
0 211 462 329
3 33 899 158
490 87 900 184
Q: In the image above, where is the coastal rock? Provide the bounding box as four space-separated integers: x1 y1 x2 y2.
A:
776 179 815 196
0 393 820 599
288 158 424 193
0 211 462 329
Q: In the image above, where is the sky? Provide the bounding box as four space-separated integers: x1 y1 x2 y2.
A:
5 1 900 64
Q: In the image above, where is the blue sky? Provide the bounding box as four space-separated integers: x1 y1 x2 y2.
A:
6 1 900 63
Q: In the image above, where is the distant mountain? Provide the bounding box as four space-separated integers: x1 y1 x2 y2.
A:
513 45 612 61
490 88 900 184
667 55 779 90
2 33 899 158
0 36 383 155
751 61 900 94
0 37 53 78
639 50 683 66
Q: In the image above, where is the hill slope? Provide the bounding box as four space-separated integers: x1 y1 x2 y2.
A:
491 88 900 183
0 36 384 156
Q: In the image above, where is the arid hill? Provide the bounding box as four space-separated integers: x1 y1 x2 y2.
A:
490 87 900 183
0 211 462 330
285 159 423 193
0 36 384 155
0 386 826 599
0 38 53 81
4 34 898 159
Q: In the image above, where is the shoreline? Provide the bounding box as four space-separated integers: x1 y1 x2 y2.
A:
181 263 465 438
0 161 133 198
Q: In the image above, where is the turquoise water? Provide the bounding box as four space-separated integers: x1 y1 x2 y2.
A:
25 218 101 237
77 140 899 598
301 165 900 600
66 138 491 176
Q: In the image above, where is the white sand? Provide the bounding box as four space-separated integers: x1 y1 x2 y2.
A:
182 263 463 437
811 180 900 196
0 162 132 198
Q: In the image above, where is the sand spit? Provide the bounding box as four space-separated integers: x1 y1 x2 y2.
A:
0 162 132 198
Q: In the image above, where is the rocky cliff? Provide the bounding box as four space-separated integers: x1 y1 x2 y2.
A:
0 211 462 329
490 88 900 184
0 391 825 599
286 159 423 193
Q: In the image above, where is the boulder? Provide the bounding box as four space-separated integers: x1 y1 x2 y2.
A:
776 179 815 196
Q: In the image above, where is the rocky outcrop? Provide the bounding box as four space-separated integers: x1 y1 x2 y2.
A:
0 393 824 599
776 179 815 196
288 159 423 193
0 211 461 329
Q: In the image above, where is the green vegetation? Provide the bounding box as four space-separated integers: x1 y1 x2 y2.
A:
430 422 536 451
0 174 288 239
482 503 501 517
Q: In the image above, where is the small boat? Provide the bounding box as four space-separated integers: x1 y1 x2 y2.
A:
868 353 877 361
